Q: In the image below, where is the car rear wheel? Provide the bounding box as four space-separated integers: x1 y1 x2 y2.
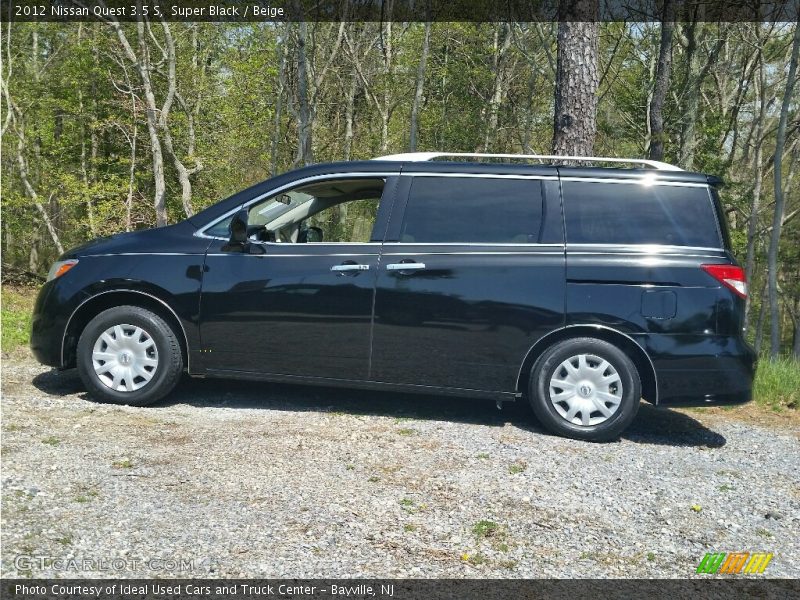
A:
76 305 183 406
528 337 641 442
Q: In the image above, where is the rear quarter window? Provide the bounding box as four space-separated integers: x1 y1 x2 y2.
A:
562 181 722 248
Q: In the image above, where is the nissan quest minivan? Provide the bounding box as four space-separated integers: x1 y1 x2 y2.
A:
30 152 756 441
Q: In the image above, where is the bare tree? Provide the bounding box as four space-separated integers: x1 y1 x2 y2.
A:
158 22 203 218
345 19 403 154
294 19 313 165
409 20 431 152
291 19 346 165
648 0 674 161
552 2 599 156
342 22 373 160
676 19 725 169
270 27 289 175
1 24 64 256
743 50 767 324
104 15 168 226
76 24 98 237
767 23 800 356
343 59 359 160
483 22 512 153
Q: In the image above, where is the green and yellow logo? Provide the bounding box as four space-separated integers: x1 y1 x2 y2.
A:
696 552 773 574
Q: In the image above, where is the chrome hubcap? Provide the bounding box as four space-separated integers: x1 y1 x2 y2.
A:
92 324 158 392
549 353 623 427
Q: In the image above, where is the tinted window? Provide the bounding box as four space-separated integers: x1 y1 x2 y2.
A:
563 182 721 247
400 177 543 243
206 215 233 238
710 187 733 250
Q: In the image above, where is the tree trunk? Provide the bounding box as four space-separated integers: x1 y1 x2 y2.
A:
15 131 64 254
133 21 167 226
648 0 674 161
126 119 137 232
344 67 358 160
78 89 97 237
89 33 100 233
380 19 393 153
766 23 800 357
677 20 725 170
754 280 767 355
552 4 599 156
159 23 196 218
409 20 431 152
438 32 448 149
270 31 288 176
484 22 511 153
29 233 40 272
107 17 168 226
643 38 656 154
521 70 537 153
743 55 766 326
793 307 800 359
295 20 313 165
678 21 700 169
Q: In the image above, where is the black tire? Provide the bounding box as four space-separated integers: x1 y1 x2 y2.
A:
528 337 641 442
76 305 183 406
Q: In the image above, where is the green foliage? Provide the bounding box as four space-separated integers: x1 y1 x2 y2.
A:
508 462 527 474
1 286 36 351
472 520 500 539
754 357 800 411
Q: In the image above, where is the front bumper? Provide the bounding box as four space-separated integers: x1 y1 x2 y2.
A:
30 280 68 368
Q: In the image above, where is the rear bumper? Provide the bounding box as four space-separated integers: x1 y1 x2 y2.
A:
638 334 757 407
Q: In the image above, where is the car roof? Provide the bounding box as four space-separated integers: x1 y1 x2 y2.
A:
374 159 712 185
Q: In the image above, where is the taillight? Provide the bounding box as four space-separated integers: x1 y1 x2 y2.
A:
701 264 747 299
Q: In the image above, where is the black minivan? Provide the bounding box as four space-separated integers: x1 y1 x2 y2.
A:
30 153 756 441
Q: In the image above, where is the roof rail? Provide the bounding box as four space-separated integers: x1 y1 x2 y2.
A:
372 152 683 172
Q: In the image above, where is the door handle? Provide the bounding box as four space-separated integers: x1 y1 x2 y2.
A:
386 262 426 271
331 263 370 272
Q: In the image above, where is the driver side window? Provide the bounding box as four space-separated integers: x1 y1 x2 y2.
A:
305 198 379 243
244 178 385 244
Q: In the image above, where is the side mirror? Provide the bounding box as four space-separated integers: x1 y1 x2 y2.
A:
222 209 249 252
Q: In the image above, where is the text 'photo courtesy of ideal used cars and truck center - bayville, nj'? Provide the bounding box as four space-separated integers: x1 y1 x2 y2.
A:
0 0 799 598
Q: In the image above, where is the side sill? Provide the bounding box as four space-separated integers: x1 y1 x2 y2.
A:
202 369 516 401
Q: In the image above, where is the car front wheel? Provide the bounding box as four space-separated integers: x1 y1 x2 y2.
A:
529 337 641 442
76 305 183 406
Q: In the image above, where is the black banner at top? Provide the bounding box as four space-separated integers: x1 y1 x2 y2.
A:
1 0 798 22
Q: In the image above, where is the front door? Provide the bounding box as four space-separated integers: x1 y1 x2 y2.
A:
370 172 565 393
199 175 396 381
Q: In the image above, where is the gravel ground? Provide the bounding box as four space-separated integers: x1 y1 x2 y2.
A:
1 356 798 579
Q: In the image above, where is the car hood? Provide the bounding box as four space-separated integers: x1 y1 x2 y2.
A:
59 220 200 260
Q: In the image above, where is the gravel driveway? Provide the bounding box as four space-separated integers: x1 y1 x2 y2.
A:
1 356 798 579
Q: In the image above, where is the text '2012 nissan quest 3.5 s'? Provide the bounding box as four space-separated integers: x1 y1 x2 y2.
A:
31 152 756 441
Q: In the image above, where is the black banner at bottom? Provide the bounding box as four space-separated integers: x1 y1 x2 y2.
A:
1 579 798 600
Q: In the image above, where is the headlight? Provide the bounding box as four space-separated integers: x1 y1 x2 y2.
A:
47 259 79 282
